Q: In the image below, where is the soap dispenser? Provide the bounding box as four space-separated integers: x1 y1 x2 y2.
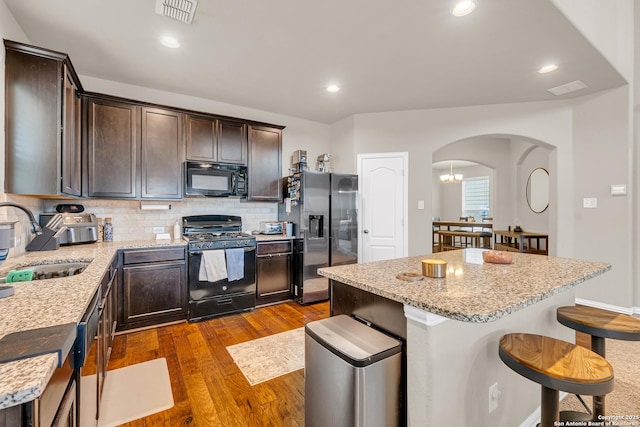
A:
173 220 181 240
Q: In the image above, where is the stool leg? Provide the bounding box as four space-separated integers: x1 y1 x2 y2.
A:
590 336 606 419
540 386 559 427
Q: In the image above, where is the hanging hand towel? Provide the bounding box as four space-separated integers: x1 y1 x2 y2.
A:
199 250 227 282
225 248 245 281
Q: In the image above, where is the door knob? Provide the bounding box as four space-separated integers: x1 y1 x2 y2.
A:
363 229 369 234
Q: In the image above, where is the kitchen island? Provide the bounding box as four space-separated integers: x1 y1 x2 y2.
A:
318 249 610 427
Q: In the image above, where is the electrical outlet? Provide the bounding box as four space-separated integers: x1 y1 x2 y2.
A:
152 227 165 234
489 382 501 413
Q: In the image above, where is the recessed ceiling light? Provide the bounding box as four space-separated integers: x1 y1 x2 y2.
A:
160 36 180 48
538 64 559 74
452 0 476 16
326 85 340 93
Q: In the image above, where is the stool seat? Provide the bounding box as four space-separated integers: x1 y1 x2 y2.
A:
557 305 640 341
499 333 614 396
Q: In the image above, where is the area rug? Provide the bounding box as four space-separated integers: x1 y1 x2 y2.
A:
226 327 305 385
560 338 640 416
80 358 174 427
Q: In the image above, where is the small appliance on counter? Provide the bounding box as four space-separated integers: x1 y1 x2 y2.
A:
259 221 284 235
39 212 99 245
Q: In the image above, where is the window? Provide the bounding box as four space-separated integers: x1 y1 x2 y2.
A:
462 176 490 220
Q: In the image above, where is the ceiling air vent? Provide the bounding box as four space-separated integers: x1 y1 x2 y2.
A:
547 80 588 96
155 0 198 24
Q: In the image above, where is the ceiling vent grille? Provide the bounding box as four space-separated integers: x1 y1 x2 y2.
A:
155 0 198 24
547 80 588 96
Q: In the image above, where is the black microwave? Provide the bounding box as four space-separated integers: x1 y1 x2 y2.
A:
184 161 248 197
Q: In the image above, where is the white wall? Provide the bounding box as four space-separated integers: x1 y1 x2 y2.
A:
517 146 551 234
345 102 574 257
551 0 634 83
329 115 356 173
571 87 633 307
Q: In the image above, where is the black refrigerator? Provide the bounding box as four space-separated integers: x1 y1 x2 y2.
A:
278 171 358 304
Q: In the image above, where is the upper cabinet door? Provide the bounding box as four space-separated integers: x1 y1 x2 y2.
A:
185 115 216 162
247 125 282 201
86 98 140 198
217 120 247 165
61 66 82 196
4 40 84 197
185 115 247 165
141 107 184 199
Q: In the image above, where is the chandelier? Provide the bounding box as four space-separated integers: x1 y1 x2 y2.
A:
440 162 463 184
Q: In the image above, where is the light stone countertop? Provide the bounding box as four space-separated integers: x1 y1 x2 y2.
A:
318 248 611 323
0 238 186 409
253 234 295 242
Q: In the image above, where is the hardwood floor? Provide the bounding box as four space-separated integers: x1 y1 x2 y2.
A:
108 300 330 427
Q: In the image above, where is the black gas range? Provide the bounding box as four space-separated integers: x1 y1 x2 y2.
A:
182 215 257 321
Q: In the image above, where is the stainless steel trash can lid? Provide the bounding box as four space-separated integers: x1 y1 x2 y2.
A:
305 315 402 367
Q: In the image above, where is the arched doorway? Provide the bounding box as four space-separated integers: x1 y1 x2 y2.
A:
431 135 554 253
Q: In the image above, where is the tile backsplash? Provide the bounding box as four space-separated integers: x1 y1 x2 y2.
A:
1 195 279 257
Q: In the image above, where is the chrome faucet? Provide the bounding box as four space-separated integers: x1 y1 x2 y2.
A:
0 202 59 251
0 202 42 236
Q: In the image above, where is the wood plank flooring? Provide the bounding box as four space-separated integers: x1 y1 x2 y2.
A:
109 301 329 427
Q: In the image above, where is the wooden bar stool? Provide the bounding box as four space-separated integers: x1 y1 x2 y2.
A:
499 333 614 427
557 305 640 418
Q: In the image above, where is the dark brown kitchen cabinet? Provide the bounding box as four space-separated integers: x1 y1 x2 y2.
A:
256 240 292 305
247 125 283 201
118 247 187 331
85 97 140 198
4 40 83 196
98 258 118 411
141 107 184 199
61 68 82 197
186 115 247 165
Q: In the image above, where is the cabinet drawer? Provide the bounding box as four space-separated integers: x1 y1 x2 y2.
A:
257 241 292 256
123 247 185 265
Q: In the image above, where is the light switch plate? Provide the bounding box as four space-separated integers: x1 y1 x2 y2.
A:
583 198 597 208
418 200 425 210
152 226 164 234
611 184 627 196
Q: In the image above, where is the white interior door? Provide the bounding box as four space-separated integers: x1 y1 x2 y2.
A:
358 153 408 262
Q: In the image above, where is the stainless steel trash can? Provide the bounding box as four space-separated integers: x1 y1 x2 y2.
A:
304 315 402 427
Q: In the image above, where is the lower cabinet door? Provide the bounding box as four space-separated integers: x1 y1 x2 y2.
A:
121 261 187 329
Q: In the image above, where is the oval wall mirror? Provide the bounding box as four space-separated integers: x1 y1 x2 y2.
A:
526 168 549 213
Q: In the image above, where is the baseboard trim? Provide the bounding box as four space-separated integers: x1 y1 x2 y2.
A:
519 392 569 427
574 298 635 315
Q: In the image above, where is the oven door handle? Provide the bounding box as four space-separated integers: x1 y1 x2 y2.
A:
191 247 256 255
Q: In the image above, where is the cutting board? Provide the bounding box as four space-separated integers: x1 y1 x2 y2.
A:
0 323 77 368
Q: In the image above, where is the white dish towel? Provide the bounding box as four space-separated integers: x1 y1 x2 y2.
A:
199 250 228 282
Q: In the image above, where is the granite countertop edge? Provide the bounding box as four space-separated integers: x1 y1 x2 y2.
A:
0 238 187 410
318 251 612 324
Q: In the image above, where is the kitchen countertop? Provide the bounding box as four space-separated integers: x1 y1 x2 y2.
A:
253 234 295 242
0 238 186 409
318 248 610 323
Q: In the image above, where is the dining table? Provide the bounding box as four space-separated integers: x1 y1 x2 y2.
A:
432 220 493 251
